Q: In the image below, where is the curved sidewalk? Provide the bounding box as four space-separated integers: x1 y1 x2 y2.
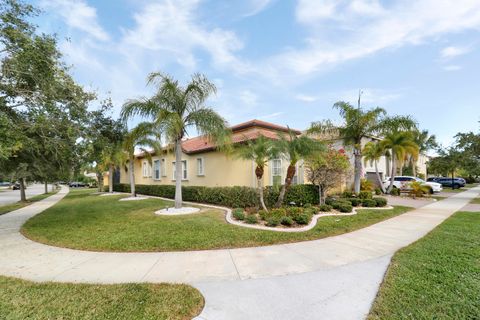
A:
0 186 479 285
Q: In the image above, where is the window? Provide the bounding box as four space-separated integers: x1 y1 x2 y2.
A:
197 158 204 176
142 161 148 177
272 159 282 186
153 160 160 180
173 160 187 180
161 159 166 177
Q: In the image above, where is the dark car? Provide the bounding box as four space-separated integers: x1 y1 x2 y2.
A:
68 181 86 188
427 177 441 182
436 177 466 189
12 182 26 190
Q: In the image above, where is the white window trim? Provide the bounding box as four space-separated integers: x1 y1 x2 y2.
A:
172 160 188 181
270 158 282 185
161 158 167 177
197 157 205 176
142 161 148 177
153 159 161 181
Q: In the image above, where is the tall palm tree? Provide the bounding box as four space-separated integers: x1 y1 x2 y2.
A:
274 130 324 207
363 141 386 193
381 131 419 193
121 72 230 208
236 136 278 212
309 101 386 193
122 122 161 197
410 129 437 176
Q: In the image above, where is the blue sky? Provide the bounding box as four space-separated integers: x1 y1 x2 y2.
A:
32 0 480 147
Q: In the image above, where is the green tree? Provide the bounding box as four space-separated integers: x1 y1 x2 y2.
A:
121 72 230 208
236 136 278 211
309 101 386 193
381 131 419 193
407 129 437 176
121 123 161 197
304 147 351 205
363 141 386 193
274 130 324 207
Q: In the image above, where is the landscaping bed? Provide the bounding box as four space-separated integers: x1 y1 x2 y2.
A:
368 211 480 319
0 275 203 320
21 189 409 252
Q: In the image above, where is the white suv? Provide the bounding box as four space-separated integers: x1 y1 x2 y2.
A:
383 176 443 193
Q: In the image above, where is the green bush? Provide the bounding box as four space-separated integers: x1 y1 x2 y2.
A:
362 199 377 207
390 187 400 196
373 197 388 207
337 203 353 213
374 188 382 195
325 197 336 206
280 216 294 226
287 206 303 216
245 215 258 224
358 191 373 199
348 198 362 207
232 208 245 220
319 204 332 212
342 191 354 198
266 217 281 227
332 200 352 210
293 213 311 225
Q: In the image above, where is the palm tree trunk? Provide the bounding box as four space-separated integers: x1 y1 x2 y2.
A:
44 181 48 194
374 160 386 193
129 155 135 197
108 164 114 193
174 138 183 209
412 160 417 177
353 148 362 194
387 155 396 193
19 178 26 202
96 172 103 192
275 164 296 208
258 176 268 211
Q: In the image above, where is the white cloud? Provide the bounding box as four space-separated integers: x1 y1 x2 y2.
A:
295 94 318 102
338 88 402 105
243 0 274 17
239 90 258 106
440 46 471 58
258 111 284 120
443 65 462 71
40 0 109 41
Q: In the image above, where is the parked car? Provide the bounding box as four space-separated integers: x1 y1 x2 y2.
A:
383 176 442 193
435 177 466 189
68 181 86 188
0 181 11 187
12 182 26 190
427 177 441 182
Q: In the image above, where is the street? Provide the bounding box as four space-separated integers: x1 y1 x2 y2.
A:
0 184 53 206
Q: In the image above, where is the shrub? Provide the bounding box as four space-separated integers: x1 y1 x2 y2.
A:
266 217 281 227
374 188 382 195
360 178 374 191
332 200 352 210
373 197 388 207
348 198 362 207
287 206 303 216
390 187 400 196
358 191 373 199
362 199 377 207
293 213 311 225
337 203 353 213
259 208 287 221
325 197 336 206
245 215 258 224
342 191 354 198
319 204 332 212
280 216 294 226
232 208 245 220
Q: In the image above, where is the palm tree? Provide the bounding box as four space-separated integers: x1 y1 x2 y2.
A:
121 72 230 208
122 122 161 197
309 101 386 193
362 141 386 193
99 143 124 193
381 131 419 193
274 130 324 207
410 129 437 176
236 136 278 212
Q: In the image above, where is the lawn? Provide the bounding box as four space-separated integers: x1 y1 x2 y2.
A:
470 197 480 204
22 189 411 252
368 211 480 319
0 276 203 320
0 190 59 216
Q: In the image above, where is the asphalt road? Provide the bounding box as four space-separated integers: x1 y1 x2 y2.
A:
0 184 53 206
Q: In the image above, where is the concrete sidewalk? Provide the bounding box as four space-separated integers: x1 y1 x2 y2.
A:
1 186 479 319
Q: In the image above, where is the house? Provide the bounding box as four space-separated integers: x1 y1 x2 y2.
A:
105 119 428 189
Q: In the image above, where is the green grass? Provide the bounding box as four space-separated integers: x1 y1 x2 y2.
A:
369 212 480 319
0 190 59 216
22 189 411 252
0 276 203 320
470 197 480 204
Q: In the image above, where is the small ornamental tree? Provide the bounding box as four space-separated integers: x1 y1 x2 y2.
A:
305 147 351 205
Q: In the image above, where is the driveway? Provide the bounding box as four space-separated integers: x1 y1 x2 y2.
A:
0 186 479 319
0 184 52 206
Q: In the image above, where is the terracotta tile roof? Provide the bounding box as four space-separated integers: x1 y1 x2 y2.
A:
230 119 301 134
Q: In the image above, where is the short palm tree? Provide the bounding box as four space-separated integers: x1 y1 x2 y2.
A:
381 131 419 193
309 101 386 193
274 130 324 207
122 122 161 197
99 143 124 193
121 72 230 208
236 136 278 212
410 129 437 176
362 141 386 193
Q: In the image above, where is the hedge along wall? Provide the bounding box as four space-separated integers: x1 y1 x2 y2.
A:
112 183 320 208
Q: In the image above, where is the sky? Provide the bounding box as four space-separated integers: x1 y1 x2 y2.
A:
30 0 480 147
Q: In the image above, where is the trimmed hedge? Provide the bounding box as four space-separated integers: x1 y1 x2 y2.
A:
373 197 388 207
112 183 320 208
